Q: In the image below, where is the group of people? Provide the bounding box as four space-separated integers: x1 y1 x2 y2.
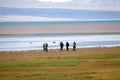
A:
43 41 76 52
60 41 76 51
43 42 48 52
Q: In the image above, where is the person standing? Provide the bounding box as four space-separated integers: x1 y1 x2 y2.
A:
66 41 69 51
43 43 46 51
73 41 76 51
60 41 64 51
45 42 48 52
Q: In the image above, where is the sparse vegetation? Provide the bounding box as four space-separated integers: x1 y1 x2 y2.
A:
0 47 120 80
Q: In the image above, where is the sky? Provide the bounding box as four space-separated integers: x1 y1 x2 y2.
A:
0 0 120 11
37 0 73 2
0 0 120 21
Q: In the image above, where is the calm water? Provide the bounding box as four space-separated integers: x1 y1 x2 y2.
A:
0 34 120 51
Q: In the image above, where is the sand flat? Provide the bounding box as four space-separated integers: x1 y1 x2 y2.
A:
0 47 120 60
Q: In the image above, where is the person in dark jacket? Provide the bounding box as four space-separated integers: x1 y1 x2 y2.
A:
66 41 69 51
60 41 64 51
45 42 48 52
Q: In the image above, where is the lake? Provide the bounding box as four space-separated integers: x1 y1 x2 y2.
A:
0 33 120 51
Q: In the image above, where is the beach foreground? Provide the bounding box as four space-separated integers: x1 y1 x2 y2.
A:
0 47 120 80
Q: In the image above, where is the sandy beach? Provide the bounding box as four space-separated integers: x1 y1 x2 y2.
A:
0 47 120 60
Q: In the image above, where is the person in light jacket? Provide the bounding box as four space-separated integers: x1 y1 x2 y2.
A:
73 41 76 51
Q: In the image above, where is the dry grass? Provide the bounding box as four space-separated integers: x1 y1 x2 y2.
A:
0 47 120 80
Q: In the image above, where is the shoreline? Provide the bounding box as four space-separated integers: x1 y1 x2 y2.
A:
0 46 120 53
0 46 120 52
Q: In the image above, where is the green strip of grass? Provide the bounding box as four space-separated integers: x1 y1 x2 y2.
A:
76 53 120 59
2 71 95 80
0 53 120 68
0 56 86 68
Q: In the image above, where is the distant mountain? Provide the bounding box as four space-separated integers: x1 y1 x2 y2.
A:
0 7 120 19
